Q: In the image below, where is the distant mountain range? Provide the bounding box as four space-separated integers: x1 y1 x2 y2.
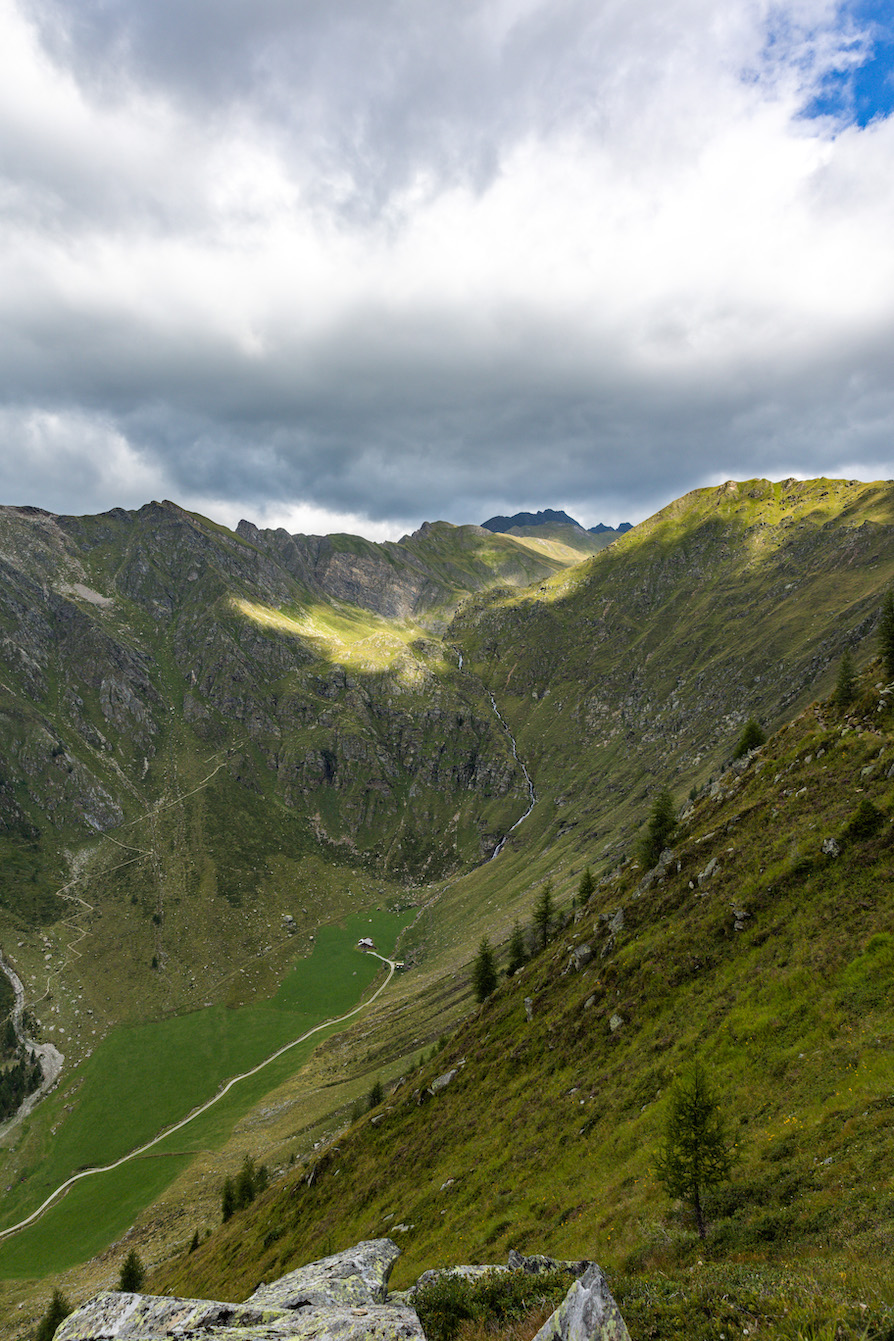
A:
480 508 633 535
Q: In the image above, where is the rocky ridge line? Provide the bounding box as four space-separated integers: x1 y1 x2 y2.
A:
56 1238 629 1341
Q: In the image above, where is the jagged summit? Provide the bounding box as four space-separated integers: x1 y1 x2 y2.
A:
481 509 633 546
481 508 585 531
589 520 632 534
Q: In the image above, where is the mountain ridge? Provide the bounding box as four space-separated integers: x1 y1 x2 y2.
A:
3 476 894 1337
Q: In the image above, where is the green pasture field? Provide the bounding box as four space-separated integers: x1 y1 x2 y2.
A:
0 909 409 1278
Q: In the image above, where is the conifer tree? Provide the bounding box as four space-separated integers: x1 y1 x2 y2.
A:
235 1155 257 1210
189 1229 200 1253
367 1078 384 1110
532 881 554 951
36 1289 71 1341
472 936 498 1002
881 591 894 680
506 920 527 976
639 789 677 868
733 718 766 759
834 647 857 707
577 867 596 904
842 796 885 842
118 1248 146 1292
654 1063 732 1239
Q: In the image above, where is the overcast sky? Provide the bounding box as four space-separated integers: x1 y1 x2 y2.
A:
0 0 892 539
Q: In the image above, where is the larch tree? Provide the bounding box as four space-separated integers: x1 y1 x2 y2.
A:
654 1063 732 1239
639 789 677 868
472 937 498 1002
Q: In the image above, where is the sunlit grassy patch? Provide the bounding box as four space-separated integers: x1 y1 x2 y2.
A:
231 596 441 673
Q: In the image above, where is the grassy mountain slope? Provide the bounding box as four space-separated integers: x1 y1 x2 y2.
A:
449 476 894 868
153 662 894 1338
0 501 584 1294
5 477 894 1334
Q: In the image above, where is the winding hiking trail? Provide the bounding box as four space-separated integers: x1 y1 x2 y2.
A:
0 952 396 1242
0 658 537 1238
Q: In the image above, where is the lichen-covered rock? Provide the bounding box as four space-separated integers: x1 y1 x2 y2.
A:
55 1292 289 1339
414 1264 507 1292
246 1239 401 1310
58 1299 423 1341
567 945 593 972
507 1250 590 1276
263 1303 425 1340
530 1263 630 1341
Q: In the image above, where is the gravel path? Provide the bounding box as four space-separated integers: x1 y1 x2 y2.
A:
0 952 396 1242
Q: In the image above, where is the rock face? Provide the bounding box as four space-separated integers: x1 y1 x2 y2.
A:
531 1263 631 1341
247 1238 401 1309
55 1240 630 1341
56 1239 420 1341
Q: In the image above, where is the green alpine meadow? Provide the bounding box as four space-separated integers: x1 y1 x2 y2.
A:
3 477 894 1338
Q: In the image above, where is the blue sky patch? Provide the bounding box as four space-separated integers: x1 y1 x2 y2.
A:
801 1 894 127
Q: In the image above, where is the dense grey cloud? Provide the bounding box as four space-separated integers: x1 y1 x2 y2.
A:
1 0 893 538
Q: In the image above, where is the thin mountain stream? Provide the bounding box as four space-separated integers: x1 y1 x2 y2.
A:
453 647 537 857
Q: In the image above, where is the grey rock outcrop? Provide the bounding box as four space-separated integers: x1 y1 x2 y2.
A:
697 857 719 886
531 1262 631 1341
429 1069 459 1095
56 1239 415 1341
247 1239 401 1309
507 1250 590 1276
56 1294 289 1339
415 1264 508 1291
54 1241 630 1341
567 944 593 972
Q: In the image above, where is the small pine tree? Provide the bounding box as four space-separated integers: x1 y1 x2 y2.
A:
36 1289 71 1341
880 591 894 680
654 1063 732 1239
235 1155 257 1210
221 1175 235 1222
506 920 527 976
118 1248 146 1292
834 647 857 708
532 881 554 951
367 1078 384 1110
639 788 677 868
733 718 766 759
255 1163 269 1194
472 937 498 1003
841 796 885 842
577 867 595 904
189 1229 200 1253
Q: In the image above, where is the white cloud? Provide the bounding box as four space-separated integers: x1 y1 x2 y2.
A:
0 407 165 510
0 0 892 533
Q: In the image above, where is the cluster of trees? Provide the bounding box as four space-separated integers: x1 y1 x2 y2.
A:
471 879 555 1004
221 1155 268 1222
0 1048 42 1123
472 869 598 1005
